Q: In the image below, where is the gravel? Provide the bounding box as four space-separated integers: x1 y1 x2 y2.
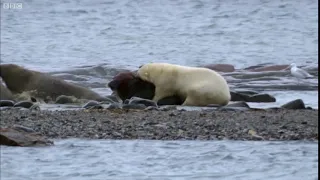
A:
0 108 318 141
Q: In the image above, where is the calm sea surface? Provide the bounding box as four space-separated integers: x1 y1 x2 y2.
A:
1 0 318 71
1 140 318 180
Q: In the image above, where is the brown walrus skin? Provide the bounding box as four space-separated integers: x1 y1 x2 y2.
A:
244 64 290 72
108 71 183 106
0 64 108 101
203 64 235 73
0 83 14 101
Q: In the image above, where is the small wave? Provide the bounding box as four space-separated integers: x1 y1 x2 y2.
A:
1 140 318 180
66 9 89 15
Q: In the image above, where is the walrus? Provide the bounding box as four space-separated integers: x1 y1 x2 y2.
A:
0 64 107 101
0 82 14 100
203 64 235 73
107 71 183 106
107 64 235 106
244 64 290 72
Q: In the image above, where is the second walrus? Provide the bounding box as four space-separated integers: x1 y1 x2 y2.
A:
0 64 107 101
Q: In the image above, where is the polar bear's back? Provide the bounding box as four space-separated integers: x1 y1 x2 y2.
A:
183 67 230 102
143 63 223 80
168 64 231 105
140 62 229 89
138 63 231 106
172 65 228 87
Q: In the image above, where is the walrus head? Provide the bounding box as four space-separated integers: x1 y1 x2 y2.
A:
0 82 14 100
0 64 34 93
107 71 155 101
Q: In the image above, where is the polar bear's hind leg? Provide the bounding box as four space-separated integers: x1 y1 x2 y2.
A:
181 86 219 106
181 96 195 106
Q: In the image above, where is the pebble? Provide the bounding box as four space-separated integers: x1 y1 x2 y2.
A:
122 104 146 110
87 105 104 110
107 103 122 110
225 101 250 108
128 97 158 107
169 112 177 116
0 100 15 107
159 105 177 111
144 106 159 111
218 107 250 112
82 101 103 109
13 101 34 109
123 99 130 104
55 95 77 104
105 95 120 103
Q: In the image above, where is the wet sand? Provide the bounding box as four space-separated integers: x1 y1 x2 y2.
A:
0 108 318 141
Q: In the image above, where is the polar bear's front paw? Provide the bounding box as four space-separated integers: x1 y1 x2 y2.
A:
152 88 167 102
152 94 162 102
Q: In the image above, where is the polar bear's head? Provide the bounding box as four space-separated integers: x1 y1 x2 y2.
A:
137 63 171 83
137 63 152 82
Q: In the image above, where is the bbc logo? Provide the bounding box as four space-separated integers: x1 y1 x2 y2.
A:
2 3 23 9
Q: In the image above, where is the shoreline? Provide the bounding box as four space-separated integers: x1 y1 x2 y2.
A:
1 108 318 141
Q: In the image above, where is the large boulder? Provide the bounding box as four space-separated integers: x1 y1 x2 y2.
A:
217 101 252 111
0 126 53 147
125 96 158 107
230 91 276 102
281 99 307 109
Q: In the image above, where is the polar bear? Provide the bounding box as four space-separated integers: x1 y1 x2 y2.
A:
137 63 231 106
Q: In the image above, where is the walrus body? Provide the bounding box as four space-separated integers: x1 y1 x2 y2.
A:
108 71 183 105
0 64 107 101
0 83 14 100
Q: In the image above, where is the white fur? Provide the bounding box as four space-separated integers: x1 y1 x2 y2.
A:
137 63 231 106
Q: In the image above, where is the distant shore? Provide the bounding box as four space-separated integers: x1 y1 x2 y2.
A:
0 108 318 141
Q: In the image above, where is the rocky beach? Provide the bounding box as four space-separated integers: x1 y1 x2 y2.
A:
0 106 318 142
